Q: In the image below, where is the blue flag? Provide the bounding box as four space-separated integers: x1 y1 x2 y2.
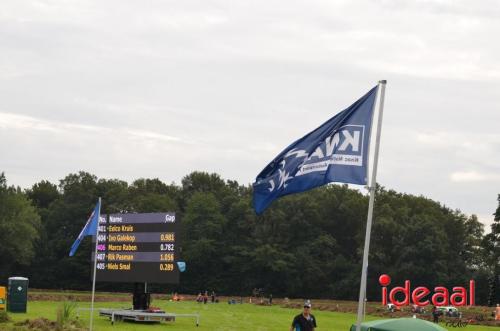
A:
69 200 101 256
177 261 187 272
253 86 378 214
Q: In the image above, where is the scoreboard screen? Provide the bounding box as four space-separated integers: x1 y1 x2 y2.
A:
92 212 180 283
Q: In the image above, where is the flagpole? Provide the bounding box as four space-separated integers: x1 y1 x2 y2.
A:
89 197 101 331
355 80 387 331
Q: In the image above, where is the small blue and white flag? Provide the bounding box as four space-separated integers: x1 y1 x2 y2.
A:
69 200 101 256
253 86 378 214
177 261 187 272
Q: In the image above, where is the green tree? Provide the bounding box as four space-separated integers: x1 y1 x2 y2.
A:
128 178 178 213
24 180 60 287
181 192 227 292
26 180 60 210
1 170 491 302
462 215 485 270
37 172 100 289
0 173 41 280
483 195 500 306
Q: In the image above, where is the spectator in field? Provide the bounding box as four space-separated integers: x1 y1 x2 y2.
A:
203 291 208 304
431 305 439 323
496 304 500 321
196 292 202 303
211 291 216 303
290 300 316 331
269 294 273 305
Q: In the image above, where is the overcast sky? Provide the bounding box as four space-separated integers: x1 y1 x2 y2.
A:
1 0 499 229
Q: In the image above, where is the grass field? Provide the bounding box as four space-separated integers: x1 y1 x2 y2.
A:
2 300 499 331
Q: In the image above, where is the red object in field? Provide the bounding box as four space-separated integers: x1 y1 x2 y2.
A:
379 274 391 287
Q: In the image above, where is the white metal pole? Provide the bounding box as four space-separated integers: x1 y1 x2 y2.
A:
355 80 387 331
89 197 102 331
145 282 148 310
363 297 367 319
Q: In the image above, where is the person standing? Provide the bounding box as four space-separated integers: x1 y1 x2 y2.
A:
431 305 439 323
495 304 500 321
290 301 316 331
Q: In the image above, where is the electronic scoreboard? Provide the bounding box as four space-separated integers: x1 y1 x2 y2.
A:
92 212 179 283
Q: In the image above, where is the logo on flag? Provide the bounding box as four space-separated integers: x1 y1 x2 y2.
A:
253 86 378 214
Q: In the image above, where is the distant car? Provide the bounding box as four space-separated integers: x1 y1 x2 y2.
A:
387 303 401 312
411 304 425 314
437 306 461 317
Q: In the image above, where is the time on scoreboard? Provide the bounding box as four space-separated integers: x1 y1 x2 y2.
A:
160 233 175 241
160 263 174 271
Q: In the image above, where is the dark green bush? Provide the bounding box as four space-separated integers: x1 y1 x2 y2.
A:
0 310 11 323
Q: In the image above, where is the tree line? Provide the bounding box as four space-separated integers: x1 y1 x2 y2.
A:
0 171 498 305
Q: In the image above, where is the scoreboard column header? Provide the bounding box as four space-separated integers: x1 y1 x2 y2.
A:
108 212 176 224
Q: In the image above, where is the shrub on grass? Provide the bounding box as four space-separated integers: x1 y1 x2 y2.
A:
14 317 57 331
13 316 85 331
0 310 11 323
57 301 77 326
56 301 83 330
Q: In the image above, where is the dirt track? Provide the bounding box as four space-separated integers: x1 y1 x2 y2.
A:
26 291 499 327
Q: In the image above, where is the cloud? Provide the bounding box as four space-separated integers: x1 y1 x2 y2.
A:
450 171 500 183
416 132 458 149
414 131 500 172
0 112 181 143
1 0 499 231
416 131 500 150
2 0 500 82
